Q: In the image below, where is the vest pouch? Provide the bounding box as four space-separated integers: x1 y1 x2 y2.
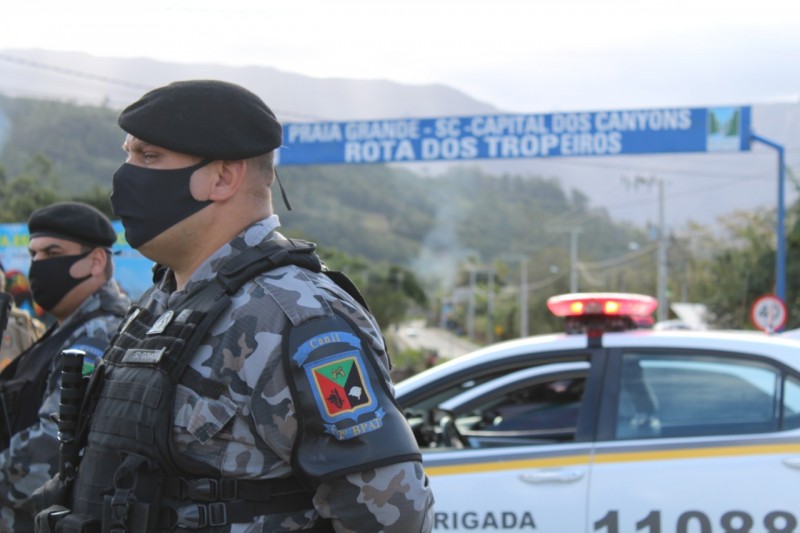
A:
102 497 157 533
50 512 100 533
35 504 69 533
100 453 162 533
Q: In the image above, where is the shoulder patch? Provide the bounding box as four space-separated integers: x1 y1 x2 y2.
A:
287 314 422 482
293 330 385 440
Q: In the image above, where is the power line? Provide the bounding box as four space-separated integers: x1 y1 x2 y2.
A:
0 53 152 91
579 242 659 270
603 174 771 214
0 52 328 121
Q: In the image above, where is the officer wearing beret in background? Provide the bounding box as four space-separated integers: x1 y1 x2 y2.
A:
0 202 130 531
0 262 46 370
33 80 434 532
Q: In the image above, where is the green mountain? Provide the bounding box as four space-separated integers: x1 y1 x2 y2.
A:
0 94 121 192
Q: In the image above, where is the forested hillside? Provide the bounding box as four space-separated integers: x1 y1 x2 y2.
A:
7 93 800 335
0 95 120 191
0 94 644 273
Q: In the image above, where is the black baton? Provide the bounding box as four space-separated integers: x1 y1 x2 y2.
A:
58 349 85 480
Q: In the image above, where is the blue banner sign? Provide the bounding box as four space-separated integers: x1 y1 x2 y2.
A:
278 106 751 165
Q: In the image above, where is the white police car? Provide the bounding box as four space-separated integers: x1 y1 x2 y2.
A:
396 293 800 532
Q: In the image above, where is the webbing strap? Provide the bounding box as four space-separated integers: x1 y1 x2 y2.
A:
161 475 309 503
159 475 327 529
159 499 333 530
215 239 321 296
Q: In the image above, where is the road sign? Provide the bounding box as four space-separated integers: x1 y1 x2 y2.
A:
750 294 787 333
278 106 751 165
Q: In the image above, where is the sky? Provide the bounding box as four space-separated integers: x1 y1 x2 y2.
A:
2 0 800 113
2 0 800 235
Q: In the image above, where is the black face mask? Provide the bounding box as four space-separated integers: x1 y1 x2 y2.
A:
110 159 213 249
29 252 92 312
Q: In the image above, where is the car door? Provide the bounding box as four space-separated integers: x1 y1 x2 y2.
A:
414 356 606 532
589 349 800 533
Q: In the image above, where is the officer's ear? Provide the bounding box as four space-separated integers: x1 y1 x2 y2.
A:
88 247 108 277
207 159 247 202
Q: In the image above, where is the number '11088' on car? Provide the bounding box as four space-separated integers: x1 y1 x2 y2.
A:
395 293 800 532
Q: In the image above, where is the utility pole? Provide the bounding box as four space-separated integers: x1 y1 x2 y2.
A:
486 269 495 343
657 179 668 322
548 226 582 292
467 268 476 341
519 257 529 337
501 255 530 338
624 174 669 322
569 228 581 292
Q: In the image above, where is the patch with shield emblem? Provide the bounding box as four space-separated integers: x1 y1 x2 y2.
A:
308 352 374 421
293 330 386 440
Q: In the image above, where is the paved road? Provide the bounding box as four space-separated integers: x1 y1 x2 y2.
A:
394 320 480 360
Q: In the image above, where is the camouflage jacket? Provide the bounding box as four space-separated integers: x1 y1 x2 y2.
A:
135 216 434 532
0 280 130 532
1 306 45 371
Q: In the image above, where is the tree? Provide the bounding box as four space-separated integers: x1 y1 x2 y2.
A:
690 210 777 329
0 154 63 222
317 247 428 330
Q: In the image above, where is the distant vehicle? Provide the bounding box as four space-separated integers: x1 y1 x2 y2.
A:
403 327 420 338
396 292 800 532
653 318 691 330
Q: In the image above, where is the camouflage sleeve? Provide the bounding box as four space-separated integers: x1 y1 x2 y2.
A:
0 363 60 527
251 345 435 532
314 461 435 533
0 313 122 529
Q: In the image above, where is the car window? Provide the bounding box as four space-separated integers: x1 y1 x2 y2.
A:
453 374 586 448
783 374 800 430
423 362 591 449
616 352 786 439
399 351 593 448
401 368 532 449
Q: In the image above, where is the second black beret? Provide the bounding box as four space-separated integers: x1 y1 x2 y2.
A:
118 80 282 160
28 202 117 248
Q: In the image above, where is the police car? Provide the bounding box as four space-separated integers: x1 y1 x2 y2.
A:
396 293 800 532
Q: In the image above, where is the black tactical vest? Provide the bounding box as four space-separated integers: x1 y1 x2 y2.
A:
69 240 337 532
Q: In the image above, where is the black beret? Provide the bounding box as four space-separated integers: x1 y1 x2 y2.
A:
28 202 117 248
118 80 282 160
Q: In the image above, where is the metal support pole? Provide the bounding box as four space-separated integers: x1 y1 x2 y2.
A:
750 133 786 303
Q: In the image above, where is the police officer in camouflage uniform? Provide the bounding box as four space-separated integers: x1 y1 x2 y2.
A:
35 80 434 532
0 202 130 531
0 263 46 370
